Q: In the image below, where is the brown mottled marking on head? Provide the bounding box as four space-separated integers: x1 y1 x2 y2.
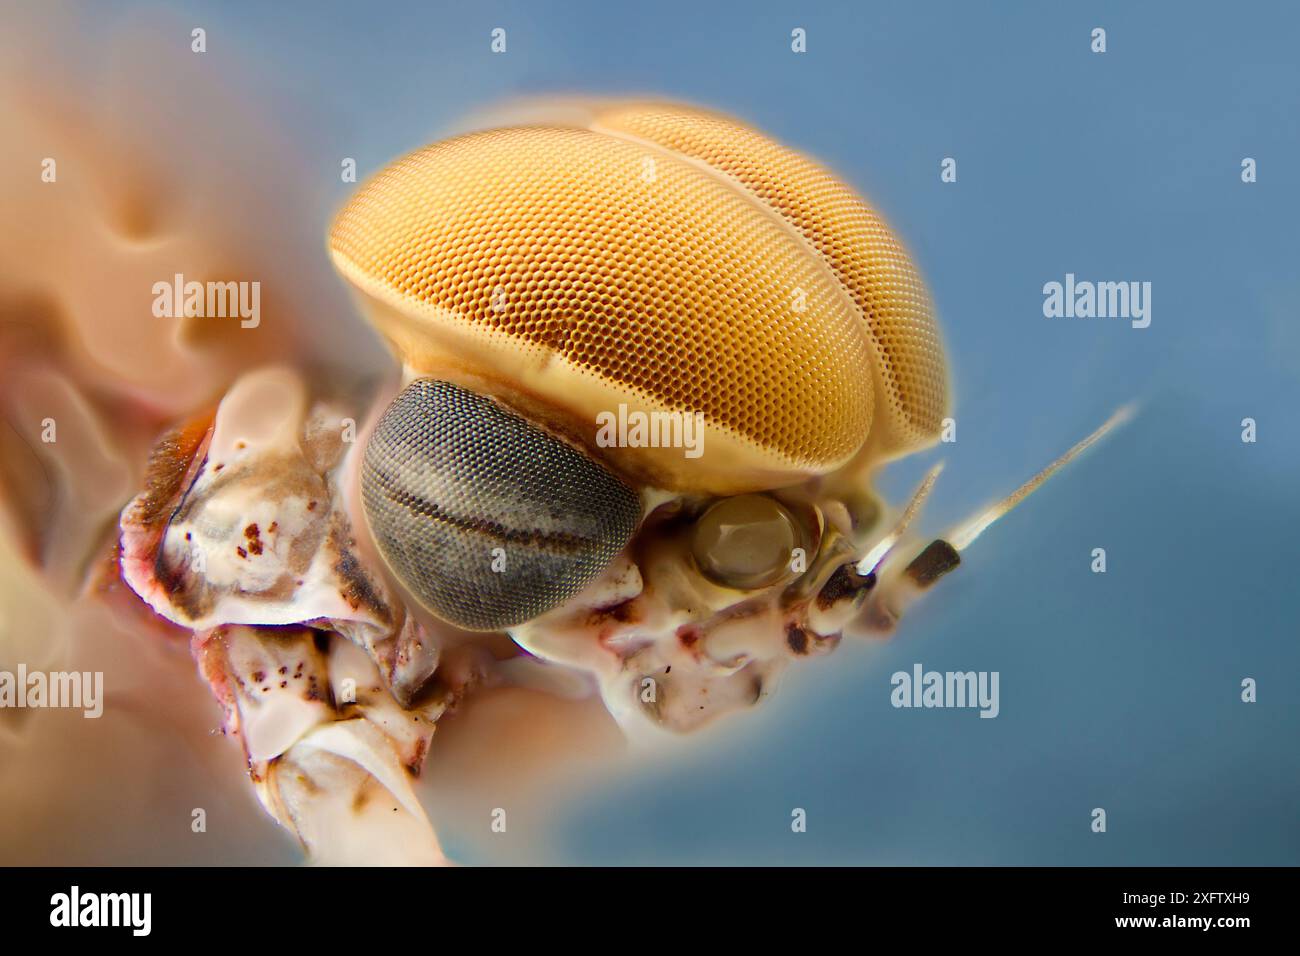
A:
127 411 214 530
408 735 429 773
589 598 639 627
786 623 809 655
816 563 876 610
329 524 392 623
150 540 220 620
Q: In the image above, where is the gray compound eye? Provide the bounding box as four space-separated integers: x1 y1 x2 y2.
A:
361 380 642 631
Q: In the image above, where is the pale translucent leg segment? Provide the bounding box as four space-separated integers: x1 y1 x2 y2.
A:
194 623 448 865
262 728 444 866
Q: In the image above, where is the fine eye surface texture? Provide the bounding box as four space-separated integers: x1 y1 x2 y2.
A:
361 380 642 630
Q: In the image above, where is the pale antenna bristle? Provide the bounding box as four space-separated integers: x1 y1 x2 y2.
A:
857 461 945 574
946 404 1137 553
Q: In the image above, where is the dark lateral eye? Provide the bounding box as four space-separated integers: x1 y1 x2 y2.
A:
361 380 641 631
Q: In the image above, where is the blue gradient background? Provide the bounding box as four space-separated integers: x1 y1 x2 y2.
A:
110 0 1300 863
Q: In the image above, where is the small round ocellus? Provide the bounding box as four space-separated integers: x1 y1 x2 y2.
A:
329 99 950 632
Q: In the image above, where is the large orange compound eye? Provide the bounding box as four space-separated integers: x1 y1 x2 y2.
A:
329 102 950 497
360 380 642 631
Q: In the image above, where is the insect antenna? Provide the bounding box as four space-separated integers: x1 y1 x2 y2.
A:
945 403 1136 553
857 461 945 576
849 404 1135 635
